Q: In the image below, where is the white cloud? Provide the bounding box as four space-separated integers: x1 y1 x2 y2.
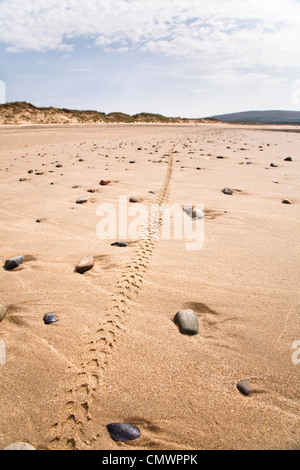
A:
0 0 299 71
0 80 6 103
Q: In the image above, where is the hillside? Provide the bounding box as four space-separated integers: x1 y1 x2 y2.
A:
211 110 300 124
0 102 205 125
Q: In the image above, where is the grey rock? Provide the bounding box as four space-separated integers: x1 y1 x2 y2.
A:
174 309 199 335
4 442 36 451
4 256 24 270
191 208 204 219
183 205 193 216
0 304 7 322
75 256 94 274
129 196 141 203
43 313 58 324
111 241 128 247
237 380 251 396
222 188 233 195
76 198 88 204
270 163 278 167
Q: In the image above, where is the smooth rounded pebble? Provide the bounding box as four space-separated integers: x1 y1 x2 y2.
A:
222 188 233 195
284 157 292 161
191 208 204 219
111 241 128 247
0 304 7 322
282 199 292 204
4 256 24 270
129 196 142 203
43 313 58 325
75 256 94 274
270 163 278 167
76 198 88 204
4 442 36 451
174 309 199 335
237 380 251 396
107 423 141 442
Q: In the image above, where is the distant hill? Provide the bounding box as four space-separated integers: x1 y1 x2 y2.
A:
0 101 207 125
210 110 300 124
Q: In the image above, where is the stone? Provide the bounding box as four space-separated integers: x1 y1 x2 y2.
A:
111 241 128 247
19 178 27 182
129 160 136 164
270 163 278 167
282 199 292 204
4 442 36 451
56 163 63 168
75 256 94 274
4 256 24 270
237 380 251 396
76 198 88 204
191 208 204 219
28 169 33 174
129 196 141 203
0 304 7 322
99 180 111 186
107 423 140 442
174 309 199 335
284 157 292 161
222 188 233 195
43 313 58 324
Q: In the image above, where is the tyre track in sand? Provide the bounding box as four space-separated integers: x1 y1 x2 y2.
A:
49 137 185 450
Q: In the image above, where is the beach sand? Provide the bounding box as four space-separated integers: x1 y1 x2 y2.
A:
0 123 299 450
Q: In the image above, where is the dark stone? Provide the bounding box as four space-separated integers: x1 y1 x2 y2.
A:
4 256 24 270
111 242 128 247
237 380 251 396
284 157 292 161
76 198 88 204
43 313 58 324
107 423 140 442
222 188 233 195
270 163 278 167
174 309 199 335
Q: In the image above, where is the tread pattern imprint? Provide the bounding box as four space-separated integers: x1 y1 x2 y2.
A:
49 137 185 450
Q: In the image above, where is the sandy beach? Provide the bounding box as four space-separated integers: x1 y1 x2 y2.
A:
0 122 299 450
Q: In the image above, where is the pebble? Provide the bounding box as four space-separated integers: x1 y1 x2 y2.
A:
106 423 141 442
76 198 88 204
75 256 94 274
270 163 278 167
19 177 27 182
43 313 58 324
28 169 33 174
129 160 136 164
222 188 233 195
237 380 251 396
282 199 292 204
191 208 204 219
284 157 292 161
35 171 44 175
0 304 7 322
129 196 141 203
4 442 36 451
100 180 111 186
56 163 63 168
174 309 199 335
4 256 24 270
111 241 128 247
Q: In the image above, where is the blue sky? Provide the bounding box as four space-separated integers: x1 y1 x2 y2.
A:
0 0 300 118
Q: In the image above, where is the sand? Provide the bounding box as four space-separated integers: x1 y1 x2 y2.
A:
0 123 299 450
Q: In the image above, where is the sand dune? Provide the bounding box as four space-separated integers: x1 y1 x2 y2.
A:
0 123 299 450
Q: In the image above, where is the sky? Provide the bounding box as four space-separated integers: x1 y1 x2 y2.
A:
0 0 300 118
